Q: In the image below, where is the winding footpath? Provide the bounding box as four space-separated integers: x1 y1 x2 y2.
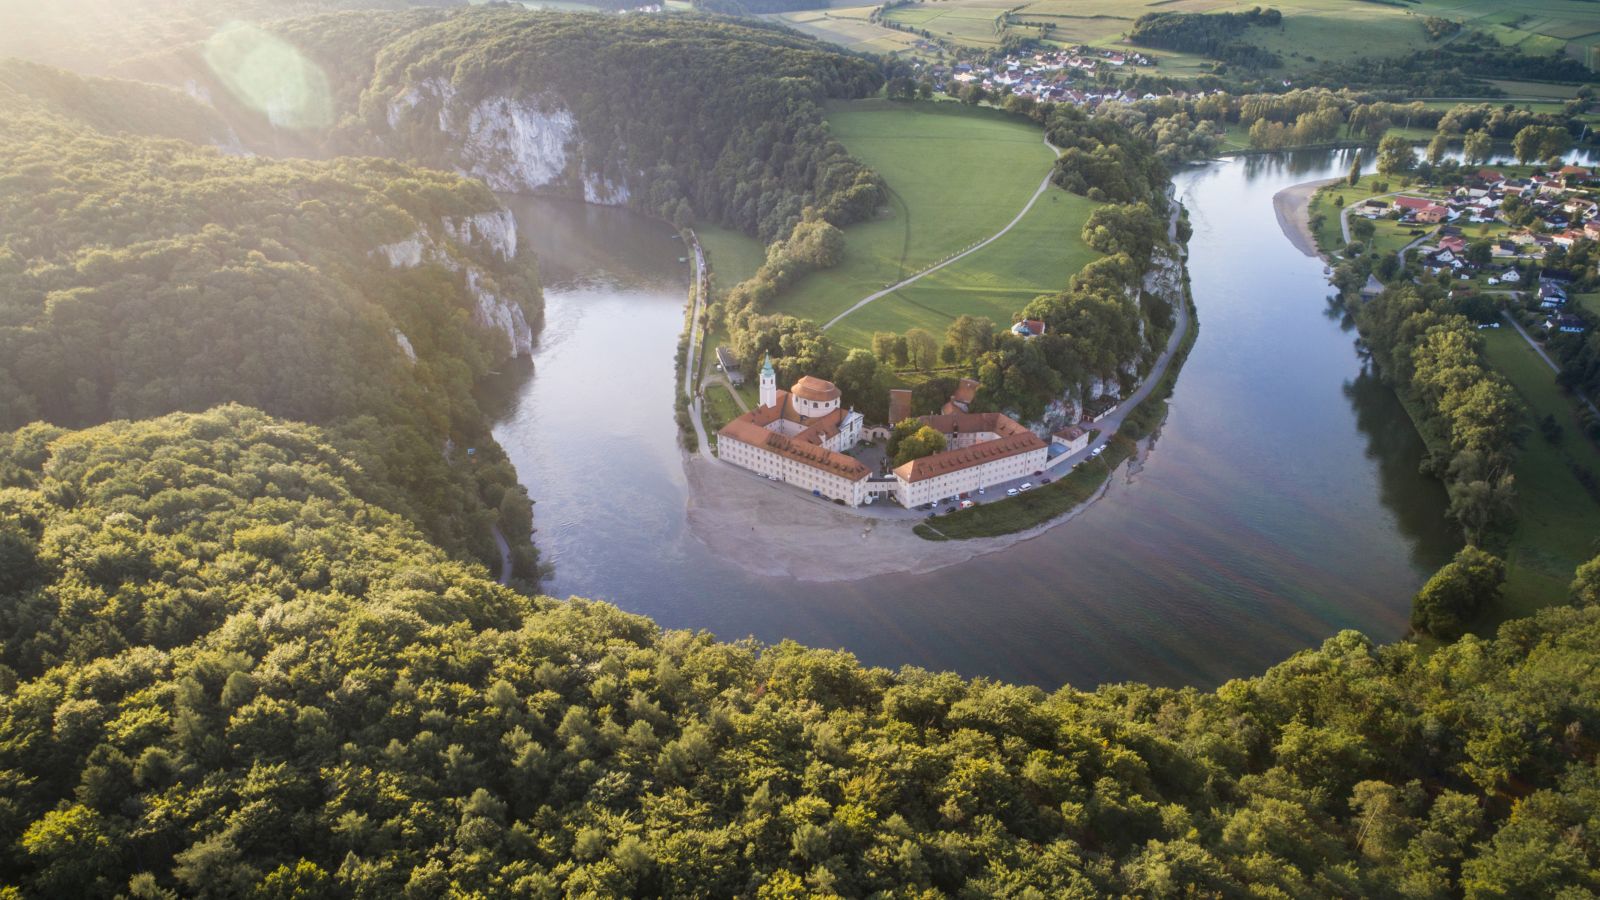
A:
822 135 1061 331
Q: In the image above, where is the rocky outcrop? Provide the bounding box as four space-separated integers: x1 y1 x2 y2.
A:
384 80 631 205
393 329 418 364
443 209 517 262
370 208 535 359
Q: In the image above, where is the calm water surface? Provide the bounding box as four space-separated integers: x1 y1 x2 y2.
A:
493 150 1464 690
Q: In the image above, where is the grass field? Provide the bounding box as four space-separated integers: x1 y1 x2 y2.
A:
698 226 765 291
771 5 926 55
863 0 1600 84
1480 326 1600 620
766 100 1100 348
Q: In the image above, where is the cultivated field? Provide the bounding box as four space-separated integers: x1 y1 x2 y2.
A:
861 0 1599 84
771 5 925 54
770 100 1101 348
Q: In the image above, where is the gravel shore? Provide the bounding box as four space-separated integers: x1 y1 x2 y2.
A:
1272 177 1339 258
683 455 1122 582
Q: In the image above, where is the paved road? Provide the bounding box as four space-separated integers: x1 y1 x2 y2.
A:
682 231 714 458
822 135 1062 331
682 231 707 401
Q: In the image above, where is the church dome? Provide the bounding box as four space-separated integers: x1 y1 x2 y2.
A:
791 376 841 403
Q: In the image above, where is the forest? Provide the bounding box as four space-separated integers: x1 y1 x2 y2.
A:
1127 7 1283 71
0 62 543 583
1354 285 1521 550
138 9 890 245
2 406 1599 896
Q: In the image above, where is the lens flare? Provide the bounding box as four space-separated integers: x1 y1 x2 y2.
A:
203 22 332 130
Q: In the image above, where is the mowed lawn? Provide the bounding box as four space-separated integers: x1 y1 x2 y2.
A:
775 100 1098 347
1480 327 1600 620
826 188 1102 348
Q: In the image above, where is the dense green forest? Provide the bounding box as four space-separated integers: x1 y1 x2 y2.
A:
0 64 542 581
1353 285 1521 547
2 406 1599 896
133 9 888 243
360 11 887 241
1128 7 1283 71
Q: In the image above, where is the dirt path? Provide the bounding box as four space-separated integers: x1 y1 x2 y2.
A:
822 135 1062 331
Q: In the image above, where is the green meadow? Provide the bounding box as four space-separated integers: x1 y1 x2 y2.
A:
824 187 1102 348
771 100 1101 347
1480 327 1600 619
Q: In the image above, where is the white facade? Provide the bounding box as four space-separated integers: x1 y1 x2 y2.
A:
894 445 1048 508
1052 430 1089 455
825 411 864 452
718 434 868 506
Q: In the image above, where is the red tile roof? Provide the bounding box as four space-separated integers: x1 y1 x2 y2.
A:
719 418 868 480
892 412 1045 483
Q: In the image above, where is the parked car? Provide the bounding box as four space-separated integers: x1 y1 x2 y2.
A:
1032 470 1043 476
1041 477 1052 484
1006 488 1019 496
1020 482 1034 492
960 500 974 509
1091 446 1104 457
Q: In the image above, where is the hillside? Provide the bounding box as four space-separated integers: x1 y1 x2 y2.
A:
125 9 889 242
2 406 1599 896
0 64 543 580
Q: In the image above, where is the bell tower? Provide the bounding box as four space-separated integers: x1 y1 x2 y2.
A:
759 354 777 408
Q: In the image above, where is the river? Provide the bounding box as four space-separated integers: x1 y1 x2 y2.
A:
492 150 1465 690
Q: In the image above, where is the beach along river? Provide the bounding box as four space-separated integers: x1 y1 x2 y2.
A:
492 151 1461 690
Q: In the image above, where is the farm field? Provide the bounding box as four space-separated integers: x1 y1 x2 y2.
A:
1479 326 1600 620
770 5 924 55
873 0 1600 84
769 100 1101 347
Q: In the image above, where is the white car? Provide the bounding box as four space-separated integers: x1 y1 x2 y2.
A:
1019 482 1033 492
1091 446 1104 457
960 500 974 509
1006 488 1019 496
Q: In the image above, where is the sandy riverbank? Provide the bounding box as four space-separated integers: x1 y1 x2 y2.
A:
1273 177 1339 258
683 454 1126 582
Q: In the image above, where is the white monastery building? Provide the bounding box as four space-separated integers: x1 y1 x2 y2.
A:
716 357 871 505
716 361 1048 508
890 412 1047 508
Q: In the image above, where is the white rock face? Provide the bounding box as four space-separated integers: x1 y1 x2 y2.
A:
459 95 576 193
583 169 630 206
466 269 535 357
387 77 456 132
393 329 418 364
376 234 428 269
387 81 634 202
444 209 517 261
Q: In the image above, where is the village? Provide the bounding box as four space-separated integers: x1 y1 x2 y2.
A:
1347 163 1600 336
914 46 1161 107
